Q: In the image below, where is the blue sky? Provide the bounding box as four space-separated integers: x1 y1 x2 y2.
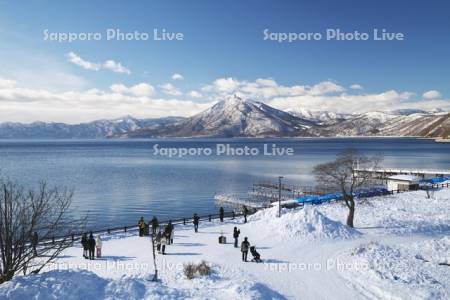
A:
0 0 449 122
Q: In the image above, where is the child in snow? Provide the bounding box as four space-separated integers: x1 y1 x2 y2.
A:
96 235 102 258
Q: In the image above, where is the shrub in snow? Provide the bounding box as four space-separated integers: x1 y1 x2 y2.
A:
196 261 212 276
183 263 197 279
183 261 212 279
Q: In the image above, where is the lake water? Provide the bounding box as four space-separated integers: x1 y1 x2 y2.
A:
0 138 449 229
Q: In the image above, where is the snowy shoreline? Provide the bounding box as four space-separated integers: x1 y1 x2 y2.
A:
1 189 449 299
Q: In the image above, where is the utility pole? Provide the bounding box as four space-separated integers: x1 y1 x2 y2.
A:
278 176 284 218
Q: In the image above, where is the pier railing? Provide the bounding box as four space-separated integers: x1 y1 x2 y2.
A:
37 182 449 246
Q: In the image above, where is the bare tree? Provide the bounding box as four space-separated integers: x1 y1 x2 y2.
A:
0 179 86 283
150 232 158 281
313 149 381 228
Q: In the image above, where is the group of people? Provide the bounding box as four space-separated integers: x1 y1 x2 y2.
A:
81 232 102 260
233 227 261 262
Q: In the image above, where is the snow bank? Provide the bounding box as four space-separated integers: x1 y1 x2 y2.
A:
318 188 450 235
0 267 284 300
248 205 361 241
340 238 450 300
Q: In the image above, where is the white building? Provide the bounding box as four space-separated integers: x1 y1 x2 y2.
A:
387 175 420 191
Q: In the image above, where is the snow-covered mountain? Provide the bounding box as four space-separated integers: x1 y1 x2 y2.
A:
1 98 448 139
0 116 183 139
126 95 317 137
286 108 349 125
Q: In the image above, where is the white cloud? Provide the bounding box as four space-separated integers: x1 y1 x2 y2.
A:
171 73 184 80
422 90 441 99
0 78 17 89
66 52 100 71
67 52 130 74
103 60 131 75
0 78 209 123
188 90 202 98
110 83 155 97
350 84 363 90
0 75 447 124
308 81 345 95
213 77 240 92
159 83 182 96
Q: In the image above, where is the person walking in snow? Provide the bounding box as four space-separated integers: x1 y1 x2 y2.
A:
233 227 240 248
164 221 174 244
88 232 96 260
241 237 250 262
242 205 248 223
193 213 200 233
156 230 162 253
219 207 224 222
81 233 89 259
151 216 159 235
161 231 169 255
96 235 103 258
31 231 39 256
167 221 174 244
138 217 146 237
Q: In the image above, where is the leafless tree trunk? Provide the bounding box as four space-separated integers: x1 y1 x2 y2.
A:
150 232 158 281
313 149 381 228
0 179 86 284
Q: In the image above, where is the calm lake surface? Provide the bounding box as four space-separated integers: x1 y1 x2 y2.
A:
0 138 449 229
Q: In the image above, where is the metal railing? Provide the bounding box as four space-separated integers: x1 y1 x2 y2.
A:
38 182 450 245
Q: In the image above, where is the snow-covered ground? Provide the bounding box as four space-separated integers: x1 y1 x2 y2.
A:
1 189 449 300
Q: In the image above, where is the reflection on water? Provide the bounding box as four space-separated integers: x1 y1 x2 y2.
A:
0 138 449 229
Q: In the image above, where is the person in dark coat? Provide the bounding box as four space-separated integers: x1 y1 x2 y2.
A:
193 214 200 233
81 233 89 259
219 207 224 222
31 231 39 256
241 237 250 262
243 205 248 223
233 227 240 248
151 216 159 235
138 217 146 237
165 221 174 244
156 230 162 253
88 232 96 260
161 231 169 255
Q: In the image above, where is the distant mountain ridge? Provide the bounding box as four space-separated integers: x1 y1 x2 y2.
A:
0 116 183 139
0 96 448 139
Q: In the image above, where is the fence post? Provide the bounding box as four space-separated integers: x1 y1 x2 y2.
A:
124 226 127 233
107 228 110 234
183 218 186 225
71 233 74 242
52 236 55 244
208 215 211 222
232 211 235 220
